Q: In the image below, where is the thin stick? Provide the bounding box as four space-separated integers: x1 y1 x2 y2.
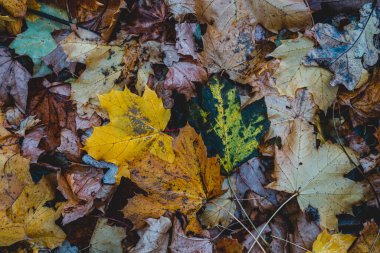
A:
248 193 298 253
370 229 380 252
271 235 308 252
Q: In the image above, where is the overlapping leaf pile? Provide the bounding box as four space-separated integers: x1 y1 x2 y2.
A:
0 0 379 252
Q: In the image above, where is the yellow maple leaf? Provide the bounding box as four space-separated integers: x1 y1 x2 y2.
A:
307 230 355 253
84 87 175 165
0 177 66 248
267 119 365 229
122 125 224 233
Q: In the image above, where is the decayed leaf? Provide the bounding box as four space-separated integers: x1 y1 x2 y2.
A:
89 218 126 253
166 0 195 21
267 119 365 229
131 216 172 253
10 3 68 76
195 0 312 33
0 47 31 112
304 3 380 90
199 179 236 228
338 67 380 127
27 80 76 151
0 177 66 248
84 87 174 165
164 61 207 99
265 89 318 140
268 37 337 111
21 127 44 163
190 75 269 172
288 211 321 253
170 217 213 253
199 24 271 84
60 31 125 106
307 230 355 253
175 23 198 59
0 0 39 18
122 125 223 232
350 221 380 253
57 166 104 225
0 113 32 211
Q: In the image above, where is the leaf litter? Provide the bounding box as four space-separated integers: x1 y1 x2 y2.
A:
0 0 379 252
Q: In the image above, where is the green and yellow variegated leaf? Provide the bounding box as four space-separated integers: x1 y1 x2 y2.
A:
190 75 269 172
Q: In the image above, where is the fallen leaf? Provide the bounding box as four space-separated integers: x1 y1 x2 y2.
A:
199 23 271 84
303 3 380 90
268 36 337 111
27 80 76 151
170 217 213 253
131 216 172 253
84 87 174 165
21 127 45 163
267 119 365 229
122 125 223 232
199 179 236 228
0 0 39 18
195 0 311 34
60 31 126 106
164 61 207 99
0 177 66 248
10 3 68 76
0 112 32 211
89 218 126 253
288 211 321 253
166 0 195 21
307 230 355 253
265 89 318 140
57 166 104 225
0 47 31 112
57 129 82 162
175 23 198 59
121 0 168 42
162 44 181 67
190 75 269 172
338 67 380 127
350 221 380 253
215 237 243 253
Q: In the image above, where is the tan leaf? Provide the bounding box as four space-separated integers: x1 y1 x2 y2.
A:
350 221 380 253
89 218 126 253
267 119 365 229
268 37 337 111
265 89 318 140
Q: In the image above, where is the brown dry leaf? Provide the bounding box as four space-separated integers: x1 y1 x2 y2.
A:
338 68 380 127
199 23 272 84
121 0 168 42
176 23 198 59
265 89 318 140
164 61 207 99
170 217 213 253
122 125 223 233
350 221 380 253
21 127 45 163
27 80 76 151
57 129 82 162
0 177 66 248
57 166 104 225
289 211 321 253
0 113 33 211
131 216 172 253
215 237 243 253
0 0 39 18
195 0 312 34
267 119 365 229
0 47 31 112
